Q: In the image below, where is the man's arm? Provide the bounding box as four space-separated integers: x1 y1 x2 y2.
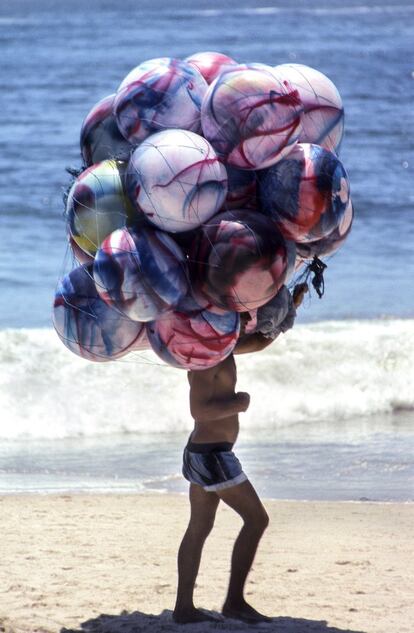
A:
234 283 309 355
189 364 250 422
233 332 274 355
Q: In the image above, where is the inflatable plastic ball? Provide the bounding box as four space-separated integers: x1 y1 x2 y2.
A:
223 165 257 210
113 58 208 145
129 326 152 351
93 226 189 322
258 143 350 243
80 94 133 166
68 235 94 265
126 129 228 233
118 57 171 91
284 239 298 283
146 293 240 370
185 51 238 84
296 197 354 260
201 64 303 170
53 264 143 362
66 159 135 257
274 63 344 154
191 210 288 312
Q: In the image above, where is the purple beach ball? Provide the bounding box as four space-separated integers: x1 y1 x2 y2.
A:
93 226 189 322
80 94 133 166
53 264 143 362
114 58 208 145
191 209 288 312
147 292 240 370
201 64 303 170
126 129 228 233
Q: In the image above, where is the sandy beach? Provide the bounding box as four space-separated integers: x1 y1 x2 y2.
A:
0 494 412 633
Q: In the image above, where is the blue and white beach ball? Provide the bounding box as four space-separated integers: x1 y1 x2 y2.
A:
126 129 228 232
53 264 143 362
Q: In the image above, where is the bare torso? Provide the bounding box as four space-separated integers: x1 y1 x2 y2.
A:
187 354 240 444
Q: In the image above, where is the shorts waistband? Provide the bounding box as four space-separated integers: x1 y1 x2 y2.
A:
186 439 234 453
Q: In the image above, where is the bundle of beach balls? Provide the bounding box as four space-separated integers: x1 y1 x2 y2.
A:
53 52 353 370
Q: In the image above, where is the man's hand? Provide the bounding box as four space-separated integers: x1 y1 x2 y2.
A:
236 391 250 412
234 333 274 354
292 282 309 308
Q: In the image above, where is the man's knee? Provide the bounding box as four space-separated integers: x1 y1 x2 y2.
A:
245 507 269 533
261 508 270 530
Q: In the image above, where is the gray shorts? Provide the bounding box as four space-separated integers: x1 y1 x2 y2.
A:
182 437 247 492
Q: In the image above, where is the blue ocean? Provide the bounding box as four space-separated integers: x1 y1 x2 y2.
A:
1 0 413 501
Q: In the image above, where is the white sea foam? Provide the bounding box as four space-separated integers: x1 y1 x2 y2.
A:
0 320 413 439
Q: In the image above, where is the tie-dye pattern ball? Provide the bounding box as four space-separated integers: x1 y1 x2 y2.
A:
201 64 303 170
80 94 133 166
274 63 344 155
53 264 143 362
192 210 288 312
130 327 152 351
54 50 353 370
185 51 238 84
114 58 208 145
126 129 228 232
284 239 298 283
68 235 94 265
93 226 189 322
223 165 257 210
296 197 354 260
146 293 240 370
66 160 135 257
258 143 350 243
117 57 171 91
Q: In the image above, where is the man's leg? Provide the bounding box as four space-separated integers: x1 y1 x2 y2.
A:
217 479 271 623
173 483 220 623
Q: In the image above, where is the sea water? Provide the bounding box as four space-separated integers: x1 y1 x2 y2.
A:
0 0 413 500
0 322 412 500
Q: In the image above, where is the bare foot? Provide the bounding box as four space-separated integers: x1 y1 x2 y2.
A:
172 607 220 624
222 599 272 624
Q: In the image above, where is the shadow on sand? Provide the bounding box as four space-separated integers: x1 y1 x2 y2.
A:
61 609 367 632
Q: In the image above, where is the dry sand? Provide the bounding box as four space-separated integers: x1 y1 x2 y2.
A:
0 494 413 633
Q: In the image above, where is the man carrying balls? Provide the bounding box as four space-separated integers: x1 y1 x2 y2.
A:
173 283 308 624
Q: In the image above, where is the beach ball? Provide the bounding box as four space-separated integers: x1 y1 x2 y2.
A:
53 264 143 362
171 227 201 257
191 210 288 312
201 64 303 170
118 57 171 91
93 226 189 322
129 326 152 351
114 58 208 145
126 129 228 232
80 94 132 166
274 63 344 154
284 239 297 283
296 197 354 260
146 293 240 370
185 51 238 84
66 160 135 257
258 143 350 243
223 165 257 210
68 235 94 265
